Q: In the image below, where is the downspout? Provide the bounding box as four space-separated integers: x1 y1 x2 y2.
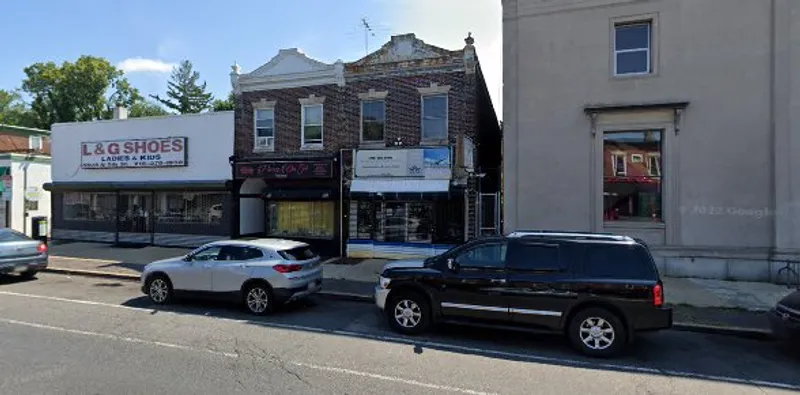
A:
229 155 240 240
769 0 777 262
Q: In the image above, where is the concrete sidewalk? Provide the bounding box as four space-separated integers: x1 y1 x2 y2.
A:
45 242 796 339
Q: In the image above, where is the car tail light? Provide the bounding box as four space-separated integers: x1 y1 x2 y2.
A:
273 264 303 273
653 283 664 307
37 243 47 254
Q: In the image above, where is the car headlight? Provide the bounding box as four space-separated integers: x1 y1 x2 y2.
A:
379 276 391 289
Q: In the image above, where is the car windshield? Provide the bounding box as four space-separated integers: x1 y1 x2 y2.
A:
0 229 31 242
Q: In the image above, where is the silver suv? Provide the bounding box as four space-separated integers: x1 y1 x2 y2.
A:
141 238 323 315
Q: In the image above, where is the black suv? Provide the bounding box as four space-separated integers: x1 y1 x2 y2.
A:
374 231 672 358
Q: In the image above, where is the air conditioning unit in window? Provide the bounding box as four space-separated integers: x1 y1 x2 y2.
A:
256 137 274 150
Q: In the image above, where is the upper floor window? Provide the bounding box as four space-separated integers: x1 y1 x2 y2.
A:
611 153 626 176
361 100 386 143
647 154 661 176
614 21 651 76
302 104 323 148
421 94 448 141
29 135 43 150
254 109 274 151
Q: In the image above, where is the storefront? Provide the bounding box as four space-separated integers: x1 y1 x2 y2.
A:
0 154 51 236
44 111 235 247
346 147 464 259
232 156 341 257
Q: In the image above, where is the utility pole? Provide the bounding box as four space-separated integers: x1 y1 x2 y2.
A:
361 18 374 56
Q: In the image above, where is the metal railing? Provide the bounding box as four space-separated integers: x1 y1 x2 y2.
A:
776 261 800 289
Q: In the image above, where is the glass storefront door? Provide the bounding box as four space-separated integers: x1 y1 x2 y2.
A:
383 202 407 242
118 192 153 234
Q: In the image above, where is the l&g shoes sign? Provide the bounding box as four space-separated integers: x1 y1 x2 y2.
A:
81 137 188 169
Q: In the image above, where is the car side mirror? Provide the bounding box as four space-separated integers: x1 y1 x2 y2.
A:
447 258 459 272
182 254 193 262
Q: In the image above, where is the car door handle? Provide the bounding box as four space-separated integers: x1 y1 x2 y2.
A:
490 279 507 284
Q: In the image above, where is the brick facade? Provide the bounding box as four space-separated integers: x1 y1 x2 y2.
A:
0 133 51 155
234 70 479 163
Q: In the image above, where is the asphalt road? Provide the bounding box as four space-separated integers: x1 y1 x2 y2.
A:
0 274 798 395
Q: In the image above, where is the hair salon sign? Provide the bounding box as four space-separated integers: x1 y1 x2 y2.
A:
81 137 188 169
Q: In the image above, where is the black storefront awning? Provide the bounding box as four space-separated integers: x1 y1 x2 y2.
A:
43 180 230 192
261 188 334 200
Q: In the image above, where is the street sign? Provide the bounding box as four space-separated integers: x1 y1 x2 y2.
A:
25 187 42 202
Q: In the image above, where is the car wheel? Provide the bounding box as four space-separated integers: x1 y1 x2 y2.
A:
244 283 273 316
146 274 173 305
568 307 627 358
386 291 431 335
19 270 37 279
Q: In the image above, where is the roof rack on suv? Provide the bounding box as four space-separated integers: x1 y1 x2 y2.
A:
507 230 636 242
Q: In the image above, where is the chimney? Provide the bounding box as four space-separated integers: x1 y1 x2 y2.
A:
113 106 128 120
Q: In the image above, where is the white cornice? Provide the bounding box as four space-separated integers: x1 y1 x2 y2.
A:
237 49 345 92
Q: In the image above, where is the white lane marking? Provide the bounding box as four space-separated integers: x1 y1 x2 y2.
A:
2 290 800 391
0 317 494 395
0 291 148 312
290 361 497 395
0 318 238 358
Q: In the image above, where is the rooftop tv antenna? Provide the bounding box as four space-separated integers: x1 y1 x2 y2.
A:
361 18 375 56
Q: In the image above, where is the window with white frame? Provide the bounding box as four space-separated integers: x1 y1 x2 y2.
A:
254 109 274 150
421 94 448 141
361 100 386 143
647 154 661 176
614 21 651 75
302 104 323 147
29 135 43 150
611 153 627 176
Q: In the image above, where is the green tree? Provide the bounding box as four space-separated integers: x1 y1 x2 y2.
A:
21 56 138 129
151 60 213 114
0 89 38 128
211 91 236 112
129 100 169 118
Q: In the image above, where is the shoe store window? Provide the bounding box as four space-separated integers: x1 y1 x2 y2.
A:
62 192 117 221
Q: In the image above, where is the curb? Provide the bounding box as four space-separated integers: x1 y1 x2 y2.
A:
672 322 774 341
44 267 140 281
318 291 373 303
41 267 773 340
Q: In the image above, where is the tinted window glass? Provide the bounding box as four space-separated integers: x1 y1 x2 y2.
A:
216 246 264 261
192 246 222 261
583 244 656 279
278 246 317 261
0 229 30 242
241 247 264 260
507 242 560 271
456 243 506 269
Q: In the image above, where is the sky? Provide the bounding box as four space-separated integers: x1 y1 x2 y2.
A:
0 0 502 117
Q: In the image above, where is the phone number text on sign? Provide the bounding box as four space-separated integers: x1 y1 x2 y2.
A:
81 137 188 169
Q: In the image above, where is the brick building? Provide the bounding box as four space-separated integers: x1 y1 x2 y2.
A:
229 34 501 258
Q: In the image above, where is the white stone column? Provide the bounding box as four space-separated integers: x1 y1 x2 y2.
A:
773 0 800 254
502 0 519 233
